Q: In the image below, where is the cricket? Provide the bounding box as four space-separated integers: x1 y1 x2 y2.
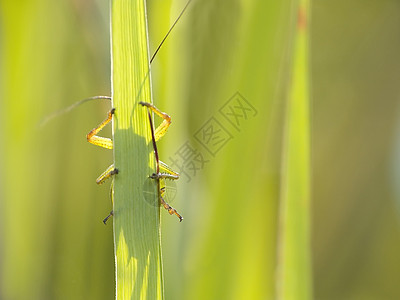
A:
86 0 192 224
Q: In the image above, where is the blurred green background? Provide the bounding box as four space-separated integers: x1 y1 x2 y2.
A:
1 0 400 299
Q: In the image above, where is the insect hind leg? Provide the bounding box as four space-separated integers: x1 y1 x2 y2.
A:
87 108 115 149
160 187 183 222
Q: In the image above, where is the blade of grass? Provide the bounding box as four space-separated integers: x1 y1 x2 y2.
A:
276 0 312 299
111 0 163 299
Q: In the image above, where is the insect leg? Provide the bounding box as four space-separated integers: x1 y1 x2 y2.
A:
159 160 179 179
150 160 180 180
103 210 114 224
139 102 171 142
103 179 115 224
96 164 119 184
141 102 184 222
160 187 183 222
86 108 116 222
87 108 115 149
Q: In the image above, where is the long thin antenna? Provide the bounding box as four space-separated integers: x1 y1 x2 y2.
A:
150 0 193 64
143 105 160 174
39 96 111 127
41 1 192 127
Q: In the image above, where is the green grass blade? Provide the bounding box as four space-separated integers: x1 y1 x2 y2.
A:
111 0 163 299
277 0 312 299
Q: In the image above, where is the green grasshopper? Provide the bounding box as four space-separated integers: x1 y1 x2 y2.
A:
87 102 182 223
86 0 192 223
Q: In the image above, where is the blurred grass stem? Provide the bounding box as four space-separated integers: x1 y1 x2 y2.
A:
276 0 312 299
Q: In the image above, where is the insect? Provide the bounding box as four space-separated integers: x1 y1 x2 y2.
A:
86 0 192 223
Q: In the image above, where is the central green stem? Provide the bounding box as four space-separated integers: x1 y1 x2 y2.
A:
111 0 164 299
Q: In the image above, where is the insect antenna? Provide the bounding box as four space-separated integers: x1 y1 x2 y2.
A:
144 106 160 174
41 0 192 126
39 96 111 127
150 0 193 64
